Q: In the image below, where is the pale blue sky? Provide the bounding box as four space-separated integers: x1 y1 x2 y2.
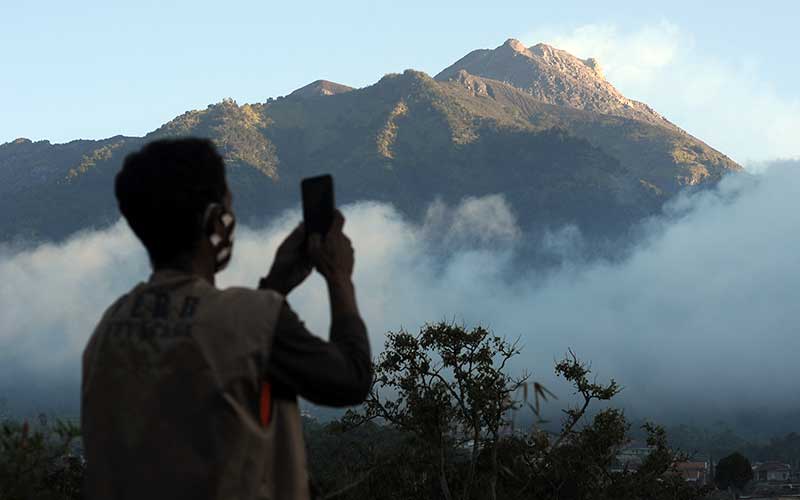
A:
2 0 798 164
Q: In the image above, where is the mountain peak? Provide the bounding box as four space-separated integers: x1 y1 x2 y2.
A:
502 38 530 55
436 39 672 128
288 80 354 99
528 42 554 54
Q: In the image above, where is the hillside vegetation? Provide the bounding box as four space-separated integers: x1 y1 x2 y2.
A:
0 41 741 243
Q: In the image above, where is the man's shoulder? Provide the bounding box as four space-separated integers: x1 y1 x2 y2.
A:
214 286 284 312
202 286 285 333
218 285 283 301
83 288 139 363
91 288 136 332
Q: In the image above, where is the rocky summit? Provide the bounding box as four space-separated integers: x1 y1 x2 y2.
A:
437 39 674 128
0 39 741 244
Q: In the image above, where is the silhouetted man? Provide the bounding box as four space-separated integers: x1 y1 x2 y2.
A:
81 138 371 500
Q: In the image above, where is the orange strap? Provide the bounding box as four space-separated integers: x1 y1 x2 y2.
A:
259 381 272 427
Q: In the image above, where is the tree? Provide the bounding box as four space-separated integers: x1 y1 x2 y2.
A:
715 452 753 492
344 322 527 500
492 350 708 500
315 326 710 500
496 349 626 499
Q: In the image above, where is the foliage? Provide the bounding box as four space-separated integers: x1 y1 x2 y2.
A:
305 417 421 500
67 139 128 178
0 414 83 500
1 61 741 243
495 350 624 499
340 322 527 500
667 424 800 466
309 324 711 500
151 99 279 177
493 351 708 500
714 452 753 492
754 431 800 463
0 321 728 500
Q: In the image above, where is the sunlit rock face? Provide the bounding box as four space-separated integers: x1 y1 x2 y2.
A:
437 38 672 128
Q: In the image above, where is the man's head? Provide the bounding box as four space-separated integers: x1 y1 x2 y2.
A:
115 138 234 271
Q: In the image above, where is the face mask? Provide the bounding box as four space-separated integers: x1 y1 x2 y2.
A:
203 203 236 273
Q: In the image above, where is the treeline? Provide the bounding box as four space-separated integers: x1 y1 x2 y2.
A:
667 424 800 467
4 322 766 500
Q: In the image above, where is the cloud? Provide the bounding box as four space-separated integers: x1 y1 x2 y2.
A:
1 164 799 426
0 224 149 415
421 194 521 248
526 22 800 167
545 22 683 87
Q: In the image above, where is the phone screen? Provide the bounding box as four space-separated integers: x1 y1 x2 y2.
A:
301 174 335 237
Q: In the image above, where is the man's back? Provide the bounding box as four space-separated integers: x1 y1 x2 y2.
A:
81 270 307 500
82 139 369 499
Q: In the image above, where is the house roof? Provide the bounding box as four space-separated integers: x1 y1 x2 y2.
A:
754 462 792 472
676 462 708 471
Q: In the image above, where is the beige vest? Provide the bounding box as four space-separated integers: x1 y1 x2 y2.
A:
81 270 310 500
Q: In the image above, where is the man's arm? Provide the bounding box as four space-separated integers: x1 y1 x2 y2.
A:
261 210 372 406
265 297 371 407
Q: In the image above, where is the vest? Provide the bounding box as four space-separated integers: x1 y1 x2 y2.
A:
81 270 310 500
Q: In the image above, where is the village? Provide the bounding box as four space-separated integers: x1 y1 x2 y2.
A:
613 440 800 499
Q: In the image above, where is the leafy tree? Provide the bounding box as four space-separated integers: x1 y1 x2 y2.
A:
341 322 528 500
0 414 83 500
320 325 710 500
715 452 753 492
495 349 627 499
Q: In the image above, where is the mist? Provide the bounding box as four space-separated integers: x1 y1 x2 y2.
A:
1 161 798 428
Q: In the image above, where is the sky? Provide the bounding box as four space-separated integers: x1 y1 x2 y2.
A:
2 0 799 165
2 1 800 426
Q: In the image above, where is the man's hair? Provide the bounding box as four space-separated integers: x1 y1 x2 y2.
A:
115 138 227 266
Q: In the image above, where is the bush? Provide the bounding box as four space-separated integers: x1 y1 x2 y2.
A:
0 414 83 500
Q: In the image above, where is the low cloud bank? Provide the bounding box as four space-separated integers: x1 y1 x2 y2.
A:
2 163 799 425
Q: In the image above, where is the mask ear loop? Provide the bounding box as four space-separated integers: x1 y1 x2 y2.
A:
203 202 236 270
203 203 224 247
221 212 235 242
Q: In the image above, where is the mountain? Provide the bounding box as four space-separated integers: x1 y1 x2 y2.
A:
437 39 675 129
0 40 742 245
289 80 354 98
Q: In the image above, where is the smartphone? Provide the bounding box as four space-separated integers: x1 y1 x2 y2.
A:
301 174 335 238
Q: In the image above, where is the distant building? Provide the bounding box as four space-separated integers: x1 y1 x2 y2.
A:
753 462 792 482
675 461 710 486
610 441 654 473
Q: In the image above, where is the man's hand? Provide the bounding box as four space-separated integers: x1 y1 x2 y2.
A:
308 210 359 319
307 210 354 283
261 223 313 296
